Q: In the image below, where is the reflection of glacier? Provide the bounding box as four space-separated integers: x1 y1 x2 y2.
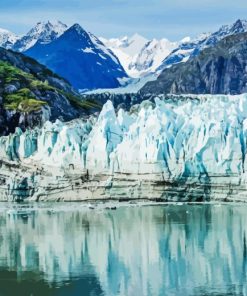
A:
0 204 247 295
2 94 247 200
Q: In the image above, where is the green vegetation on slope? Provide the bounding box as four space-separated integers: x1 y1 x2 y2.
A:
59 91 103 110
0 61 48 112
0 61 101 114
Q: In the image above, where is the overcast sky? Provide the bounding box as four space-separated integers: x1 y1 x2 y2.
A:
0 0 246 40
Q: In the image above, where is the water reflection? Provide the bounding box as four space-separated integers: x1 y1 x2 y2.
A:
0 203 246 295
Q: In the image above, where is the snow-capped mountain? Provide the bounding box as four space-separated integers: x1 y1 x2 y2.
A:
141 31 247 95
100 34 148 77
157 19 247 71
100 34 148 57
0 28 18 49
12 21 67 52
1 18 246 92
100 34 179 77
128 38 178 77
25 24 128 91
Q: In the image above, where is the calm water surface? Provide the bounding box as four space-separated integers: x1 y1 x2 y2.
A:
0 202 246 296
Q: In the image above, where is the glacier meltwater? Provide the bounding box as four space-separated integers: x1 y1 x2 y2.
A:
1 94 247 201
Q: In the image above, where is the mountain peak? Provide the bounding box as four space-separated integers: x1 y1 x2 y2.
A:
24 21 127 91
13 20 67 52
180 36 191 44
216 19 247 37
62 24 91 42
130 33 146 40
69 23 86 35
230 19 247 32
32 20 67 34
0 28 18 49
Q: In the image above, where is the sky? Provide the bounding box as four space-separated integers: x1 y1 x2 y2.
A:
0 0 246 40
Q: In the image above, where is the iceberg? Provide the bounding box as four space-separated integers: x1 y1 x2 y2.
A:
1 94 247 201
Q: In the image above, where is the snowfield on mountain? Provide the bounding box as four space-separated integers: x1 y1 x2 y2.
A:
100 34 178 77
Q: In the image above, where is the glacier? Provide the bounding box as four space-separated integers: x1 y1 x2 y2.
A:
1 94 247 201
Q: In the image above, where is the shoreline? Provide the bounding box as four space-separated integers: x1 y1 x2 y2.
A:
0 200 246 213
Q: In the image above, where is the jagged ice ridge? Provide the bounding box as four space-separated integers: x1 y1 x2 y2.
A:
1 94 247 181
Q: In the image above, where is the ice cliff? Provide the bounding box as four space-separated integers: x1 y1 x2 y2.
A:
1 94 247 201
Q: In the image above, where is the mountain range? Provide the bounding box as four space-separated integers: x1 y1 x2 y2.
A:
100 34 148 77
140 19 247 95
0 21 182 87
100 34 180 77
0 21 127 92
100 20 247 80
99 19 247 94
0 19 247 96
141 31 247 95
157 19 247 72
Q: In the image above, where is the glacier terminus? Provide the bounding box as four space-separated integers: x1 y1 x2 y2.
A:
1 94 247 202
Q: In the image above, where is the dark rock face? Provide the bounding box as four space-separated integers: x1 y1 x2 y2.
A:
0 48 75 94
141 33 247 95
0 47 97 136
0 106 49 136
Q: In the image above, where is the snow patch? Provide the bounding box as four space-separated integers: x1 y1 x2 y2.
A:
82 47 95 54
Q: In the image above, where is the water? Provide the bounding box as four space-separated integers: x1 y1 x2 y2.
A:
0 202 246 296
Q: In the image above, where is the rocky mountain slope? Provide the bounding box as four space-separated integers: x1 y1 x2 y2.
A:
141 32 247 95
100 19 247 79
157 19 247 72
0 47 100 136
